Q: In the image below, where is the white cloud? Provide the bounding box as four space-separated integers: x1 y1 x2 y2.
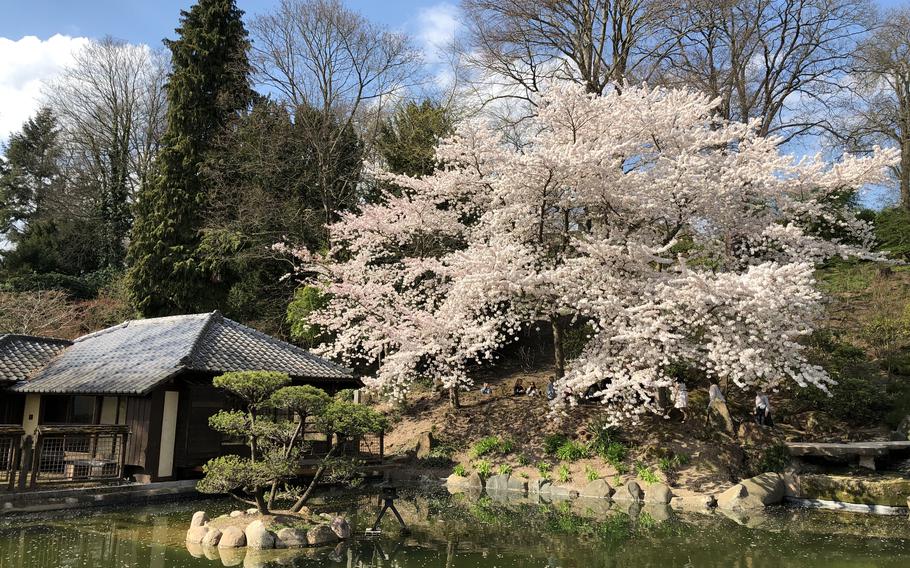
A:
416 3 459 64
0 34 89 142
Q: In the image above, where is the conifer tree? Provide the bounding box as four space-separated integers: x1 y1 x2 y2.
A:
128 0 253 316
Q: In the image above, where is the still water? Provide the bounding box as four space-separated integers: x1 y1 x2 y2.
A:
1 486 909 567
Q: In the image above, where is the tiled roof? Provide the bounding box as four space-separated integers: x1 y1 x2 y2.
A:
11 312 354 395
0 335 71 383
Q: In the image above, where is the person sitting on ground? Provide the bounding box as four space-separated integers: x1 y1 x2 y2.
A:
526 382 539 397
754 390 773 427
546 380 557 401
513 379 525 396
480 382 493 395
672 379 689 423
706 382 735 434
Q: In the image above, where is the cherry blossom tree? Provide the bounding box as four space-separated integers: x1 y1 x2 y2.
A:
281 81 896 420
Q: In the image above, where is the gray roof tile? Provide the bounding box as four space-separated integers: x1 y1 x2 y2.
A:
10 312 353 395
0 335 71 383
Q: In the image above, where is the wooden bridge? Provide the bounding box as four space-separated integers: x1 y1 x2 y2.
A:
786 441 910 470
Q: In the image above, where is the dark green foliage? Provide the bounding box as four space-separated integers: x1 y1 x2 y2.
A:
555 440 590 461
287 286 330 346
128 0 253 317
470 435 514 458
376 99 453 179
319 400 388 437
270 385 331 420
754 443 791 473
543 433 569 456
213 370 290 409
874 207 910 260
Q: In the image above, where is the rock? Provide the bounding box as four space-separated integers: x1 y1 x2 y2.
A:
507 476 528 493
218 547 245 565
276 527 308 548
190 511 209 528
246 507 259 515
485 474 510 492
218 526 247 548
799 473 910 507
245 520 276 550
614 480 643 501
330 517 351 539
644 483 673 504
717 472 784 510
415 431 435 459
446 472 481 490
306 524 339 546
229 510 245 518
672 492 716 510
897 415 910 439
782 471 801 498
528 479 550 493
201 527 222 547
185 526 208 544
581 479 613 499
548 485 579 500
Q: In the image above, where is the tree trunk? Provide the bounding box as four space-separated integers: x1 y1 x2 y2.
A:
551 314 567 379
289 441 338 513
901 135 910 211
449 385 460 409
253 488 269 515
267 418 305 508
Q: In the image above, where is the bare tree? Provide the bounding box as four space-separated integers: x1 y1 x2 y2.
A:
458 0 676 108
43 37 168 266
833 8 910 210
0 290 77 336
660 0 872 143
250 0 423 241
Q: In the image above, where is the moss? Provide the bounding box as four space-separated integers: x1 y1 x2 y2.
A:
799 474 910 507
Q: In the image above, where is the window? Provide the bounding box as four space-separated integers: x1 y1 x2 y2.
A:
41 396 98 424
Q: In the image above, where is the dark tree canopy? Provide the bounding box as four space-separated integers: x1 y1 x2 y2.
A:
376 99 454 179
128 0 253 317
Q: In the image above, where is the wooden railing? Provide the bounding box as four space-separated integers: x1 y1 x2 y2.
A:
0 425 129 490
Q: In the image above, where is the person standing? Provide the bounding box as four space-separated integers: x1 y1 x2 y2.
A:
672 380 689 422
754 391 773 427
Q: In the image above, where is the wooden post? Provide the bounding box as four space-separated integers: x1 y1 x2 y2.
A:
118 432 129 479
28 434 42 488
6 439 19 491
379 431 385 463
18 436 33 490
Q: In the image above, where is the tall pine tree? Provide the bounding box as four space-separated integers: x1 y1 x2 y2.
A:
128 0 252 316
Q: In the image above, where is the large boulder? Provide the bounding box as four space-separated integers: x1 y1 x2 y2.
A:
245 520 276 549
485 474 510 492
447 471 483 489
581 479 613 500
717 473 785 510
307 524 340 546
614 480 643 502
330 517 351 539
185 526 208 544
507 476 528 493
644 483 673 504
190 511 209 528
201 527 222 547
276 527 308 548
217 526 247 548
415 431 435 459
548 485 579 500
229 510 245 518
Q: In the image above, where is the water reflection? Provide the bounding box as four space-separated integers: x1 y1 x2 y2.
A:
1 489 909 567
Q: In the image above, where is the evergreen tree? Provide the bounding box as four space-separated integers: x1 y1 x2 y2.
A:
128 0 253 316
376 99 453 179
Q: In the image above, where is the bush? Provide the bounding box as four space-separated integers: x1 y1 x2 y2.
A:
543 434 569 456
557 464 571 483
474 459 493 478
635 463 659 485
498 463 513 476
536 461 552 478
874 207 910 260
286 285 329 346
556 440 590 461
584 465 600 481
471 436 513 458
755 444 791 473
0 271 98 299
452 464 467 477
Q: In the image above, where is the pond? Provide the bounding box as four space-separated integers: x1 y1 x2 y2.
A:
1 486 909 567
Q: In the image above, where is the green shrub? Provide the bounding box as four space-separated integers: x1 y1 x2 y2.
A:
471 436 514 458
452 464 467 477
517 454 530 466
584 466 600 481
874 207 910 260
556 440 589 461
536 461 552 477
498 463 513 476
635 463 659 485
557 464 571 483
543 434 569 456
286 285 329 346
474 459 493 478
657 452 690 473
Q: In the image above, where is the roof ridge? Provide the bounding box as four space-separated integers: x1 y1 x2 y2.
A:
182 311 221 366
74 321 129 343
